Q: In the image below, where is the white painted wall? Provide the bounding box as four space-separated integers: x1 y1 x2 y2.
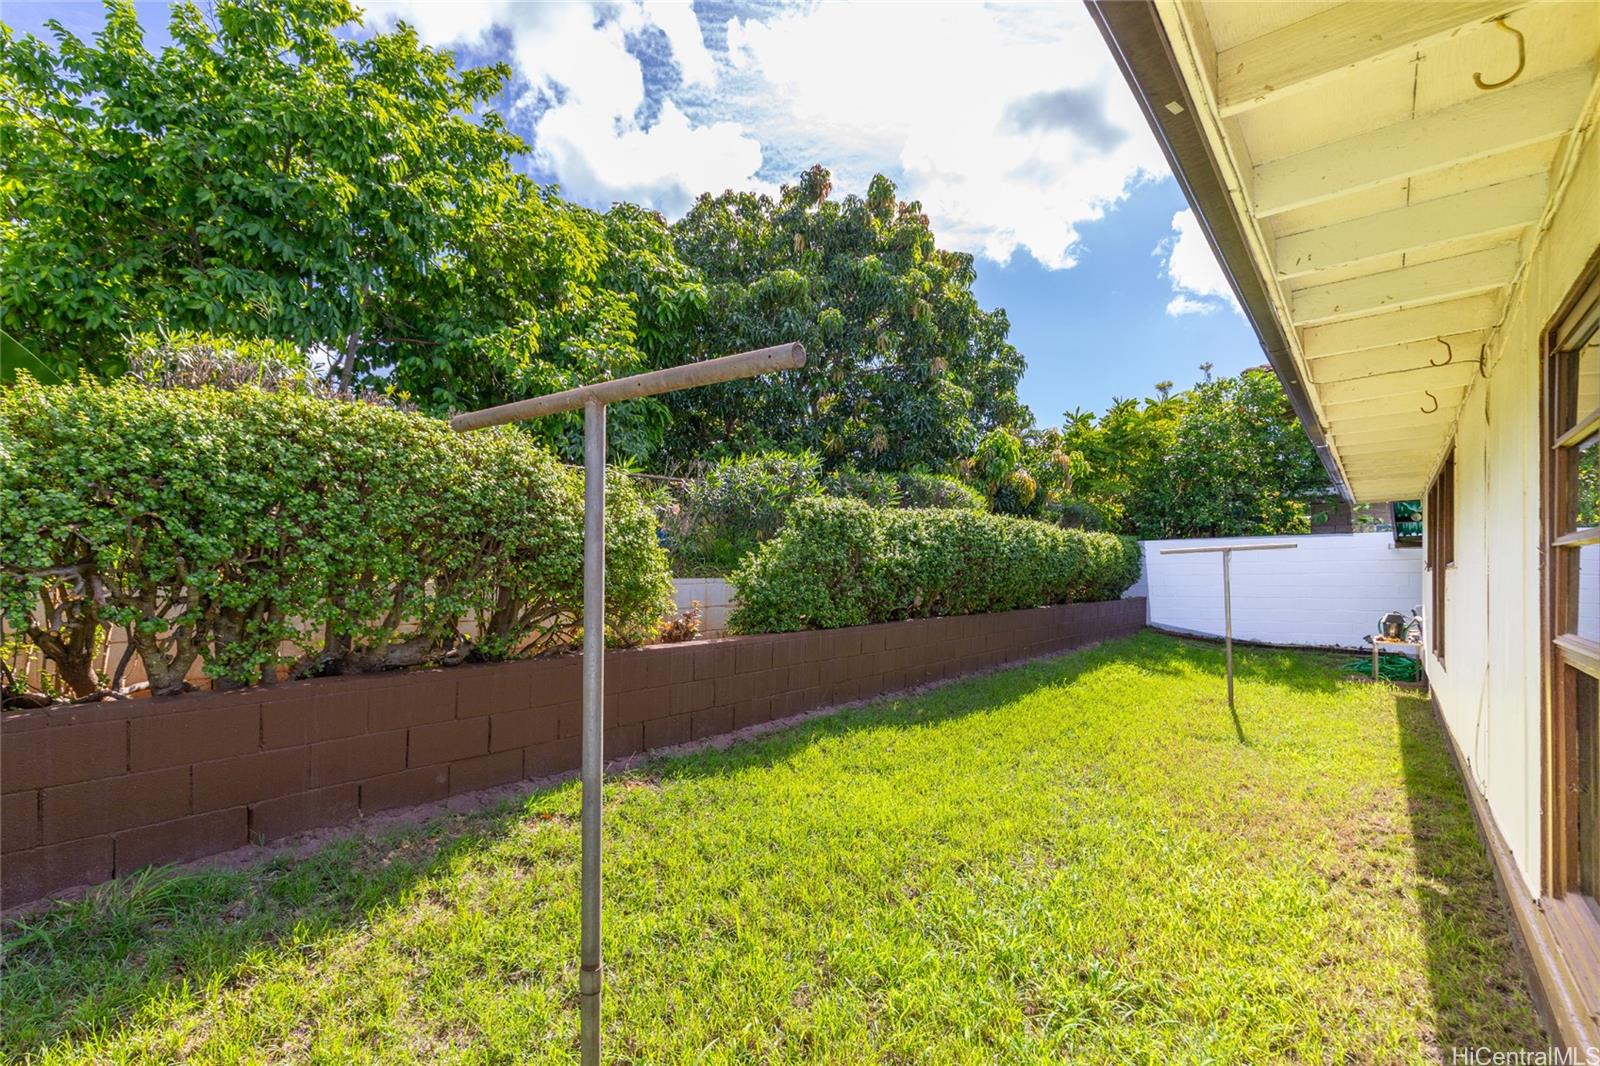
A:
1423 114 1599 900
671 577 736 637
1140 534 1423 649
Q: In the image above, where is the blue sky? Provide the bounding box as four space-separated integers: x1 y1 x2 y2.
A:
6 0 1267 424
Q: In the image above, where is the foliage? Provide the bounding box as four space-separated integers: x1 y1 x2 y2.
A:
821 467 901 508
1055 368 1331 538
1123 369 1331 537
665 452 993 575
896 471 987 511
656 602 701 644
0 329 60 385
664 451 824 575
728 497 1139 633
123 329 320 393
0 378 672 696
663 166 1029 472
0 1 698 463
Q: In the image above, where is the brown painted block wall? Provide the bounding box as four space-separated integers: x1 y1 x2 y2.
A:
0 599 1145 907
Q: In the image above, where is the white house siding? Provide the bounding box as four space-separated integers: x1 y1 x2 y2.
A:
1141 534 1423 649
1425 123 1599 899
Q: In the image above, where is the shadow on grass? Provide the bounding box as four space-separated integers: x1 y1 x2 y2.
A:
1393 693 1546 1052
0 639 1125 1056
0 633 1476 1057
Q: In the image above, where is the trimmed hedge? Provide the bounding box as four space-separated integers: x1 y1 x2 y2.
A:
667 452 989 575
728 497 1141 633
0 378 672 696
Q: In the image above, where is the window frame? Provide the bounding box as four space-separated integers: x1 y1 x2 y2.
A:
1425 447 1454 663
1540 254 1600 901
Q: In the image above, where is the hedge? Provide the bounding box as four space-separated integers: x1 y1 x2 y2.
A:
667 451 989 575
728 497 1141 633
0 378 673 696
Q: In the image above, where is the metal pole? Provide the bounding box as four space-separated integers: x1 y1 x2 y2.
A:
450 344 805 1065
1222 548 1234 709
580 400 605 1066
1158 542 1294 710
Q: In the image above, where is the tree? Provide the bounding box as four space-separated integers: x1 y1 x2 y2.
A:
2 0 518 380
662 166 1030 472
1 1 708 463
1054 369 1331 538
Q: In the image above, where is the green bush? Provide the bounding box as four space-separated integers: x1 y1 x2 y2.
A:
667 452 990 575
665 451 824 574
821 466 901 508
896 472 986 511
728 497 1141 633
0 377 672 695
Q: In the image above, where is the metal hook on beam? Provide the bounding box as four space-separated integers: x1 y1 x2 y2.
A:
1474 16 1525 91
1430 337 1454 367
1420 390 1440 415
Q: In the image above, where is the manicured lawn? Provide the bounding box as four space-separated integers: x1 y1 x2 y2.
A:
1 632 1542 1062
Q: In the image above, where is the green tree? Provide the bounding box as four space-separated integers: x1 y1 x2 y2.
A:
1 0 517 380
663 166 1029 472
1053 368 1330 538
0 1 703 462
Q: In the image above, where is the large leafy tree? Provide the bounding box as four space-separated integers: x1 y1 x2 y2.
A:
1 0 513 380
0 0 702 461
663 166 1029 472
1056 368 1332 538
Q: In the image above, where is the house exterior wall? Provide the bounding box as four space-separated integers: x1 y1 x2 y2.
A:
1424 124 1600 900
1141 534 1422 649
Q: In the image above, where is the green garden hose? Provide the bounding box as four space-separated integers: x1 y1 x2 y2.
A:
1339 652 1420 683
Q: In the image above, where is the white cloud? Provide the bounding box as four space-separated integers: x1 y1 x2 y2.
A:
366 0 763 214
1158 209 1238 315
1165 295 1217 316
365 2 1168 267
724 3 1168 268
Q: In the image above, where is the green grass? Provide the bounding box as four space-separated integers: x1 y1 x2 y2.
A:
1 633 1542 1063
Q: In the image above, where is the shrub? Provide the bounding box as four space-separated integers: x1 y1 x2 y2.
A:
897 472 986 511
822 467 901 508
667 453 995 575
728 497 1141 633
0 377 672 696
665 451 823 574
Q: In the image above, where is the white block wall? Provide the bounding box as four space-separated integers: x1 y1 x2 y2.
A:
671 577 737 637
1140 533 1424 650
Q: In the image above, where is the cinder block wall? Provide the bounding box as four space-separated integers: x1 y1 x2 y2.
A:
1 600 1145 907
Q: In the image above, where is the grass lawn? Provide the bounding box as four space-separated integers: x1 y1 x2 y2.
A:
1 632 1542 1063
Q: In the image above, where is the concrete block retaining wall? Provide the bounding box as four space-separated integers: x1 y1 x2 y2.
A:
1 599 1145 907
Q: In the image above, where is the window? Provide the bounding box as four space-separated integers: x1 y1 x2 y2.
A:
1425 448 1454 662
1543 262 1600 903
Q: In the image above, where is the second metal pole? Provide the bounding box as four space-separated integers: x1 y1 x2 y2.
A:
1222 548 1234 709
580 400 606 1066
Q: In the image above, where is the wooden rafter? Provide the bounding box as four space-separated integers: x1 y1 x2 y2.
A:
1291 244 1520 324
1305 332 1489 383
1301 294 1502 359
1251 67 1591 217
1275 174 1547 279
1215 1 1514 116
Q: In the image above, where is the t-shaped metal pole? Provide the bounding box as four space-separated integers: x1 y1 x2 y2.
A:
452 342 805 1065
1158 542 1296 708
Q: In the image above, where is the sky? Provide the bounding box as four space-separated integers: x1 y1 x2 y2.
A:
5 0 1268 424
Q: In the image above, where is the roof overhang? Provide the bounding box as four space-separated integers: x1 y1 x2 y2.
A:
1089 0 1600 503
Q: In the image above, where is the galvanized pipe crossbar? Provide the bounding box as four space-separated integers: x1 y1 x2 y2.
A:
451 343 805 1065
1158 542 1297 708
449 343 806 431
